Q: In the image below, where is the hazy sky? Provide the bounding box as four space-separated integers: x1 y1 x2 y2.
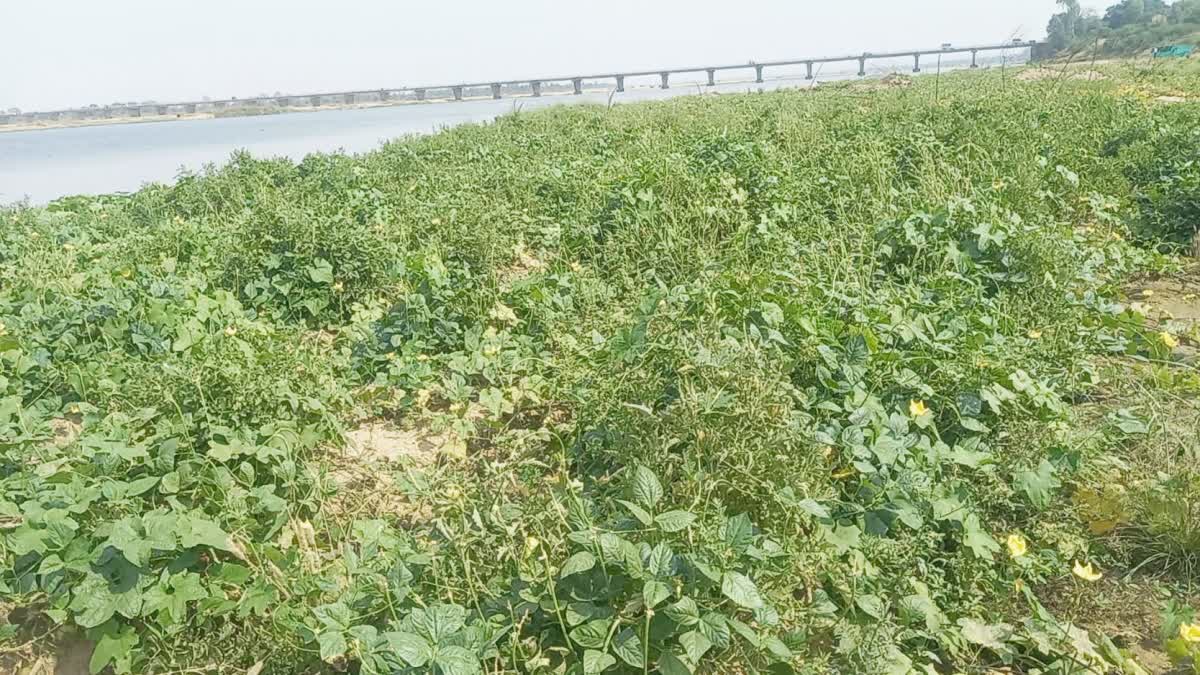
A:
3 0 1109 111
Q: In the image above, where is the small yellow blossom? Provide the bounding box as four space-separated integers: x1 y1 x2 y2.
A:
1027 330 1043 339
1160 332 1179 349
524 536 539 550
63 243 76 251
1180 622 1200 643
909 399 930 418
224 325 237 337
333 281 344 293
0 322 6 336
1072 560 1103 582
1129 301 1150 315
1006 534 1028 558
1141 289 1155 297
1014 579 1025 593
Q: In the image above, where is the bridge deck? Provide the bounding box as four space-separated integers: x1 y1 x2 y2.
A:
22 42 1036 116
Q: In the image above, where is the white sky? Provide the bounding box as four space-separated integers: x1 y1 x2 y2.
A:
2 0 1109 111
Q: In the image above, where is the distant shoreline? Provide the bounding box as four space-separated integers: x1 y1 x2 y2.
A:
0 86 620 134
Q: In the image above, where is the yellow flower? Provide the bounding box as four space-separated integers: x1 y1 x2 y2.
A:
1141 289 1155 297
1072 560 1103 582
524 536 539 550
224 325 238 337
1006 534 1028 558
1159 332 1179 349
909 399 930 418
1027 330 1043 339
1180 622 1200 643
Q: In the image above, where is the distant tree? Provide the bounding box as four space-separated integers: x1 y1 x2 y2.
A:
6 107 19 114
1173 0 1200 22
1105 0 1146 28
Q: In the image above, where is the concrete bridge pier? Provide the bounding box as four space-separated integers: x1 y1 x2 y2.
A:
130 107 142 118
378 90 390 102
706 68 716 86
276 97 290 108
415 89 426 101
453 86 464 101
156 105 168 116
491 83 502 99
857 56 866 77
615 75 625 92
344 93 355 105
660 72 669 89
184 104 197 114
755 64 764 83
912 53 921 73
805 62 814 79
970 49 979 68
572 78 582 95
531 81 542 97
310 96 321 107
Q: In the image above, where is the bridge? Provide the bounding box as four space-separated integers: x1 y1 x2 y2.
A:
2 41 1038 125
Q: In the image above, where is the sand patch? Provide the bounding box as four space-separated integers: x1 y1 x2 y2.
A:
344 421 467 465
1016 68 1108 82
47 414 82 448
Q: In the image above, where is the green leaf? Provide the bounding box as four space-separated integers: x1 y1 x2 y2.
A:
721 571 764 609
631 465 663 509
89 625 138 675
643 579 670 608
180 515 237 554
658 651 693 675
70 574 140 628
317 630 348 662
612 627 644 668
410 603 465 643
665 597 700 626
583 650 616 674
723 513 754 553
796 498 830 519
726 617 760 647
617 499 653 526
763 636 793 661
697 612 731 648
644 543 673 577
384 631 432 666
958 617 1014 651
433 646 481 675
106 517 151 567
856 594 886 619
962 514 1001 561
560 551 597 578
8 526 47 556
571 620 612 649
679 629 713 663
308 259 335 284
655 510 696 532
1015 459 1061 510
821 523 861 555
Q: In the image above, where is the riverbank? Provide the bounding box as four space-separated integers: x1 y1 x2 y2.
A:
0 86 616 134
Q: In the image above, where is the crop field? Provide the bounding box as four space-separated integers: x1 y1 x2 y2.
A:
2 61 1200 674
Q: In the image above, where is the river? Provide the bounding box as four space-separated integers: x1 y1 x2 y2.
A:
0 55 1019 204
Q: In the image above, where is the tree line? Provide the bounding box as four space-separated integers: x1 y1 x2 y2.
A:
1047 0 1200 54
